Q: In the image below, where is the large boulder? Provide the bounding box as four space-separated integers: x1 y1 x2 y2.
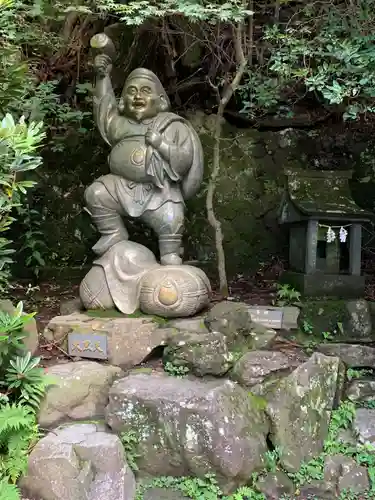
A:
38 361 122 428
44 313 172 369
205 301 277 352
230 349 307 389
163 331 233 376
318 343 375 368
105 372 269 493
20 423 136 500
264 353 345 472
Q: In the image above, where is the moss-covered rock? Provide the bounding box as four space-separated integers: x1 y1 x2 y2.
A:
317 343 375 367
205 301 278 353
264 353 345 472
38 361 123 428
346 379 375 403
298 299 349 337
299 299 373 341
163 331 233 376
230 349 307 388
105 372 269 493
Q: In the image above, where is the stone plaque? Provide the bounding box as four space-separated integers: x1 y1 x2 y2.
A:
248 307 284 329
68 331 108 360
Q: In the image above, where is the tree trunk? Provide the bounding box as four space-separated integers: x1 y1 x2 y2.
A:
206 22 250 298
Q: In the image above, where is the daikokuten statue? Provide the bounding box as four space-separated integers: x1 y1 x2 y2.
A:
85 33 203 265
79 33 210 318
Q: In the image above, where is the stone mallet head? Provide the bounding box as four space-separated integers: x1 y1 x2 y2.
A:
90 32 116 62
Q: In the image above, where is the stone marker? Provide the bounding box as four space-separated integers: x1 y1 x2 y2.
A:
44 313 173 368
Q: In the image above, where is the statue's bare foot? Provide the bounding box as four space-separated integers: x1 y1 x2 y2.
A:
92 234 126 255
161 253 182 266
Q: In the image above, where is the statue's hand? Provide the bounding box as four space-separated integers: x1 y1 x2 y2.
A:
94 54 112 77
145 129 162 148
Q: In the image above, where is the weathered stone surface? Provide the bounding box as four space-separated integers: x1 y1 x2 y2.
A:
346 379 375 402
265 353 345 472
38 361 122 428
0 299 38 354
105 372 269 493
338 463 370 494
205 301 277 351
281 306 300 330
298 484 336 499
60 297 82 316
44 313 172 368
324 453 370 494
20 423 136 500
248 305 300 330
318 343 375 368
163 331 232 376
344 299 372 340
231 349 307 388
142 488 189 500
353 409 375 445
167 316 208 333
255 470 295 498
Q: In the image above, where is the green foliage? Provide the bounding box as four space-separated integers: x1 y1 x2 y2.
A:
4 351 53 409
0 403 39 484
240 0 375 119
0 303 51 495
136 474 223 500
94 0 253 25
0 302 33 365
274 284 301 306
0 302 53 408
288 400 375 493
0 113 44 287
0 479 20 500
347 367 373 381
120 430 141 472
163 361 190 377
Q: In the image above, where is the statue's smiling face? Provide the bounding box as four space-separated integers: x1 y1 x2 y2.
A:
121 78 161 121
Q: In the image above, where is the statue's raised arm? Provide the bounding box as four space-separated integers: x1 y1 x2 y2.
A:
90 33 120 146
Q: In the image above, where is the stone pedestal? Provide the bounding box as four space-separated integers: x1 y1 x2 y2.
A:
79 240 211 319
280 271 365 298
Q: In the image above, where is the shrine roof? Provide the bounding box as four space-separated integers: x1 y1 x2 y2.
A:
284 168 371 220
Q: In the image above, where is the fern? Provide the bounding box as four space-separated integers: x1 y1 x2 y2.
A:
0 404 38 483
0 480 20 500
0 403 34 435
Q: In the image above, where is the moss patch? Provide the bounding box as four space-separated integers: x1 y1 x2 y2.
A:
86 308 168 325
298 299 348 338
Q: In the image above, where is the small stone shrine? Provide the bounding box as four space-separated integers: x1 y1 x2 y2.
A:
279 168 371 297
79 33 211 318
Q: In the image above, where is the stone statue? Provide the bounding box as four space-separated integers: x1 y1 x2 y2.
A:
85 33 204 265
79 33 211 318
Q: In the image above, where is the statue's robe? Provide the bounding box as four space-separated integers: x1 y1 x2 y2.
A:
95 93 204 218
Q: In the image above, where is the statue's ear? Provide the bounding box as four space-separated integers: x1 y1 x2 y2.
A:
118 97 125 113
159 94 168 111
